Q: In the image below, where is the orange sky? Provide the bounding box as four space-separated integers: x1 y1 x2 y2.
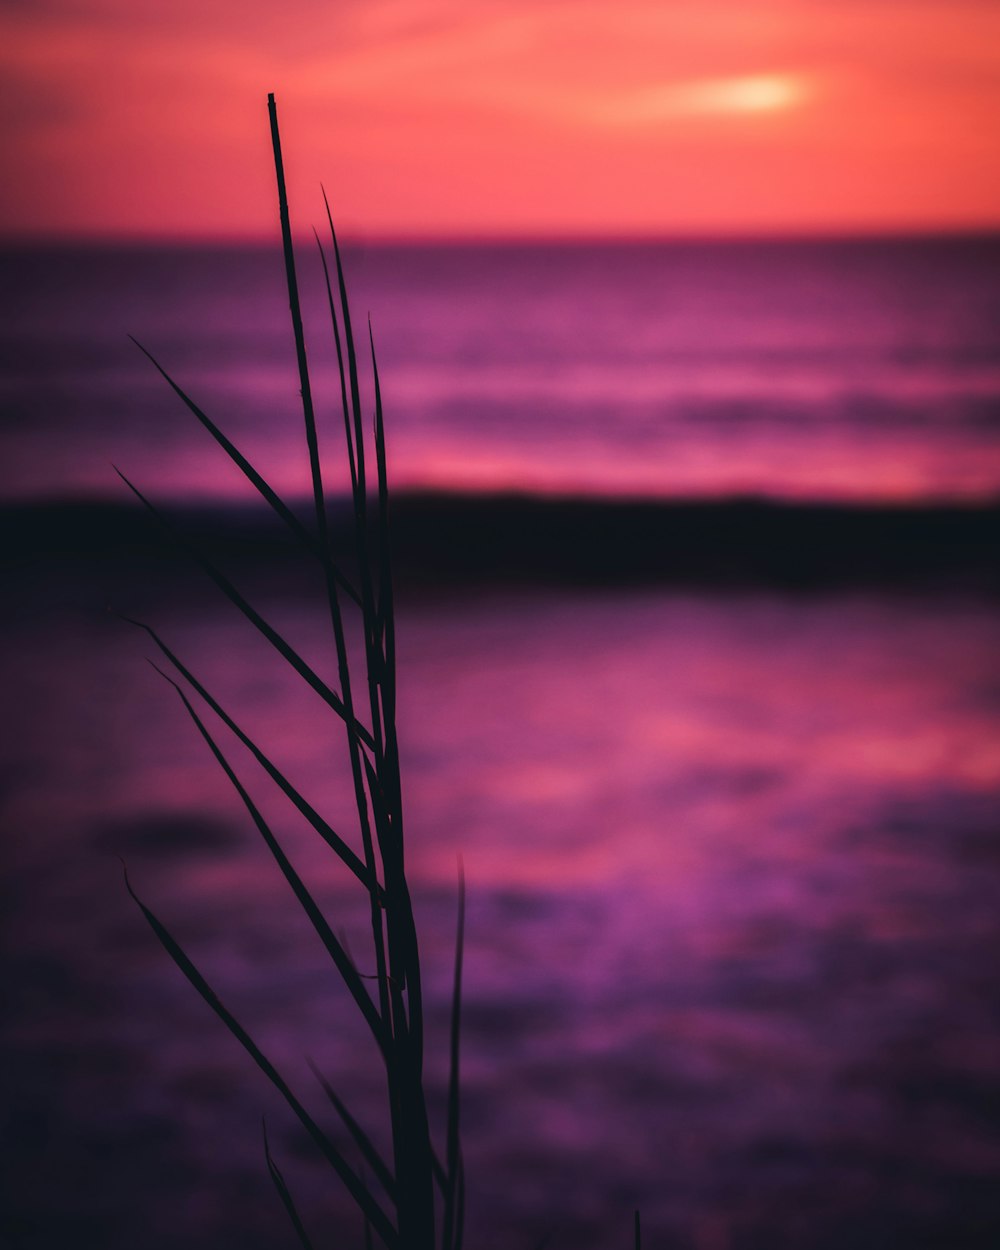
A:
3 0 999 239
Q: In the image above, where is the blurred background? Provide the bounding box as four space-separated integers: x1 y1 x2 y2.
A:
3 4 1000 1248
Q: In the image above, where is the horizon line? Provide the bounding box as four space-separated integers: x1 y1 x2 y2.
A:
4 223 1000 250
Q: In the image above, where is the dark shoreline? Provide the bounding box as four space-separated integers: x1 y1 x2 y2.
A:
4 493 998 594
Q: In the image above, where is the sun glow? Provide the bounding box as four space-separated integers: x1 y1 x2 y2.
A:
595 73 810 126
674 73 807 115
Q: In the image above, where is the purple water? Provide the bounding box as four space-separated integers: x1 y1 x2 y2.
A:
5 574 999 1248
3 237 1000 505
3 238 1000 1248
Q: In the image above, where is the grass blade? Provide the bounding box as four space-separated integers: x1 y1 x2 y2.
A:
122 864 398 1248
453 1155 465 1250
322 188 365 500
272 100 392 1048
118 613 379 895
322 190 384 767
314 230 358 500
159 667 388 1056
263 1119 317 1250
442 858 466 1250
128 335 361 608
114 467 375 749
360 749 399 866
308 1058 397 1200
267 92 323 527
370 324 398 784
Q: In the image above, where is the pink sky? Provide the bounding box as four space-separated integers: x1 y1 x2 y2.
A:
3 0 1000 239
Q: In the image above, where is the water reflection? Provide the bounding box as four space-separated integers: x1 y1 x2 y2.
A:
4 584 999 1248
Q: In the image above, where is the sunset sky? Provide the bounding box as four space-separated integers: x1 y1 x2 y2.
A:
3 0 999 239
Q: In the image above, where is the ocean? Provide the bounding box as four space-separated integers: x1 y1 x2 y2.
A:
3 237 999 1249
4 236 1000 506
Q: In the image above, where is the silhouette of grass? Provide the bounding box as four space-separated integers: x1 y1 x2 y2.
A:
121 93 462 1250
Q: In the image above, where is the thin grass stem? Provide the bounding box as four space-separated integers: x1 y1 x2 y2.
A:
114 468 374 747
119 614 378 893
159 667 389 1057
123 864 398 1248
263 1119 318 1250
127 336 360 608
442 859 466 1250
307 1057 397 1201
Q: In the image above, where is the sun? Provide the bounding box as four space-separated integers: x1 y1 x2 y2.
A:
593 73 810 126
676 73 807 115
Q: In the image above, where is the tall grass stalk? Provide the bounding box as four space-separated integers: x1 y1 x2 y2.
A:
121 93 463 1250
